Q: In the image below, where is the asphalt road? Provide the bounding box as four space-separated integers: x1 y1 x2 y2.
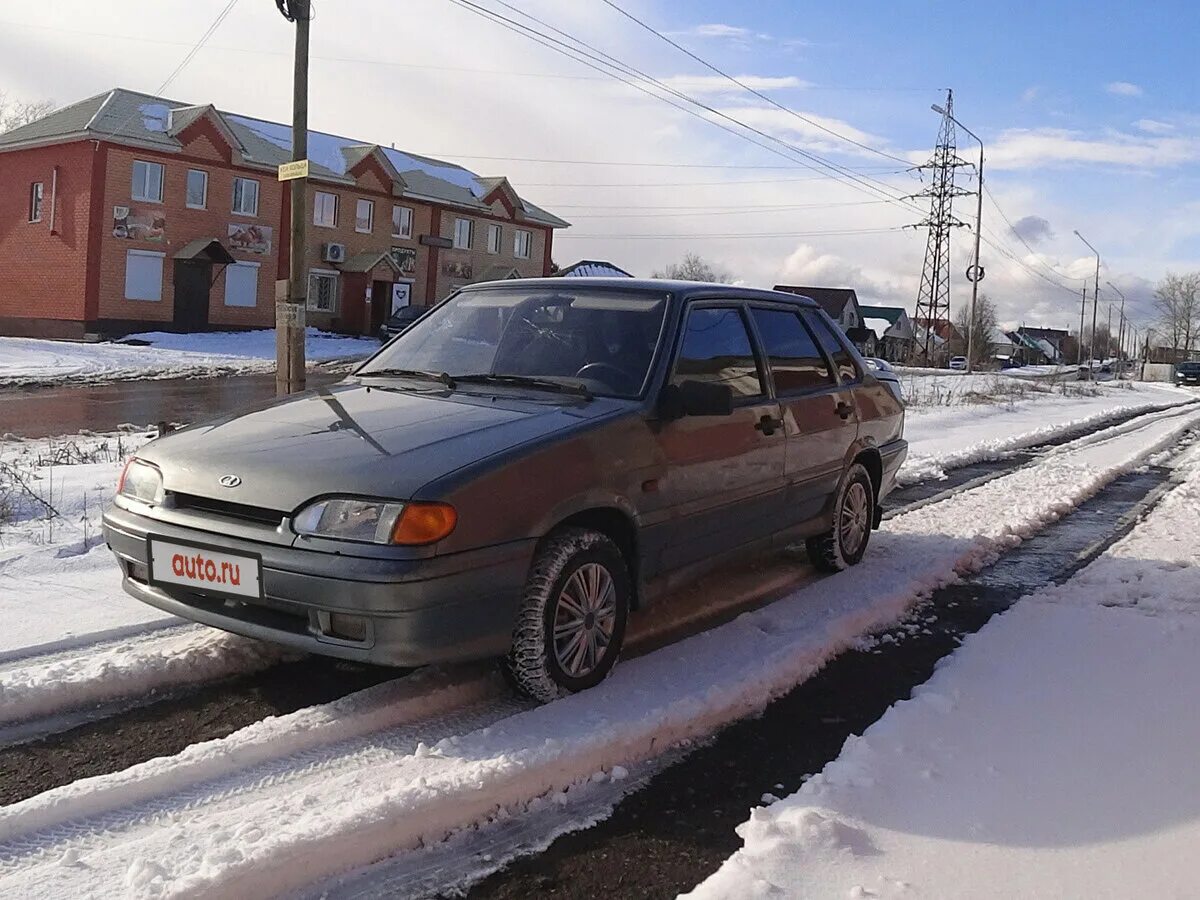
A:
0 371 346 439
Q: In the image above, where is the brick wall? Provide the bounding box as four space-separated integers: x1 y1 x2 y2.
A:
0 141 97 335
434 201 548 301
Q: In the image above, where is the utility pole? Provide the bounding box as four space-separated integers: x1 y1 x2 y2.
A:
911 90 969 365
1077 283 1086 366
1107 281 1126 364
1074 230 1101 367
275 0 310 396
1105 303 1113 362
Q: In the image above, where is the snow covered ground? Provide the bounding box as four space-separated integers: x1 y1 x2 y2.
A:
1 403 1196 898
688 440 1200 900
0 328 377 387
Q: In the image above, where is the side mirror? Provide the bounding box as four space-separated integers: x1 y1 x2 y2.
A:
658 380 734 419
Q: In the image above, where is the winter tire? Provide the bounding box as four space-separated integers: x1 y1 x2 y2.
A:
806 462 875 573
506 527 630 702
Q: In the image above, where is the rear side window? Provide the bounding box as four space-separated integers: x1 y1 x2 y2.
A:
751 307 836 393
672 306 765 399
802 310 861 382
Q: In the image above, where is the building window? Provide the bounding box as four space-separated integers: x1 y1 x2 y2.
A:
391 205 413 239
308 270 337 312
453 217 473 249
131 160 164 203
232 177 259 216
124 249 164 302
514 229 532 259
224 261 259 307
487 223 502 255
28 182 44 223
314 191 338 227
355 198 374 233
186 169 208 209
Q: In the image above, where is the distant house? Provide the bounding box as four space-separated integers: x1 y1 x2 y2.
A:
557 260 633 278
915 317 964 355
990 327 1023 365
858 305 915 362
773 285 878 355
1018 326 1069 358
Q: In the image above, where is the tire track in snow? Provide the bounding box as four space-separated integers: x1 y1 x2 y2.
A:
1 406 1196 899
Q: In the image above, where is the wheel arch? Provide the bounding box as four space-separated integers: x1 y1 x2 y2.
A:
544 506 643 610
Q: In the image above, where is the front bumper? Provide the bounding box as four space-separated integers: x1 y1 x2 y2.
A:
102 505 534 667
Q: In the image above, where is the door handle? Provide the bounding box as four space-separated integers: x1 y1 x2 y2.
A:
755 414 784 435
836 401 855 420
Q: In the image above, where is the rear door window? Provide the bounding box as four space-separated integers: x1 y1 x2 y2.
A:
750 307 836 394
672 306 766 399
802 310 861 382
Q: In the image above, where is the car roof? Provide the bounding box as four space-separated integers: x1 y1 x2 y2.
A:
462 277 821 307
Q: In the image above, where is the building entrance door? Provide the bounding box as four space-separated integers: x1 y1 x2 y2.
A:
173 260 211 331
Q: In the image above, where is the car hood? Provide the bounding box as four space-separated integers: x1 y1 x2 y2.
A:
138 381 623 512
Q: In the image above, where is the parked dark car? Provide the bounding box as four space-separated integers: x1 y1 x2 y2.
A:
1176 361 1200 385
103 280 907 701
378 305 426 341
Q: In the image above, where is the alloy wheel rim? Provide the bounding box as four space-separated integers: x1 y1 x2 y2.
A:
552 562 617 678
839 481 870 556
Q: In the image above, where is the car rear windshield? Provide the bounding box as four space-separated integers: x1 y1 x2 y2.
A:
359 288 668 398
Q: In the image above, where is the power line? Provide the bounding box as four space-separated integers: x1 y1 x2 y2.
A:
563 200 898 218
515 172 913 187
982 184 1086 288
556 226 909 240
406 155 902 169
548 199 893 210
596 0 914 167
444 0 924 216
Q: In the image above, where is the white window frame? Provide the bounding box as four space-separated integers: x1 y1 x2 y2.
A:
391 204 413 239
131 160 164 203
313 191 338 228
487 223 502 255
232 177 259 216
124 249 165 302
28 182 44 223
514 229 532 260
224 260 260 308
307 268 338 313
355 198 374 234
185 169 208 210
453 217 473 250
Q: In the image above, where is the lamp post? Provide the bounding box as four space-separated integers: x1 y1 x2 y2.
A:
932 103 983 373
1074 230 1101 366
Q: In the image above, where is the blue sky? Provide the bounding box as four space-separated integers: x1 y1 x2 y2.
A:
2 0 1197 332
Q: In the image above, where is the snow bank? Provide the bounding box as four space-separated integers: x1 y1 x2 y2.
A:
0 328 375 387
688 434 1200 900
1 406 1195 899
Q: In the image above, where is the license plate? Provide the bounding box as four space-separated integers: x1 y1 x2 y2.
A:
147 537 263 600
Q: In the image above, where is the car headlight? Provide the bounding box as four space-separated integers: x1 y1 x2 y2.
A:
117 459 164 505
292 497 457 545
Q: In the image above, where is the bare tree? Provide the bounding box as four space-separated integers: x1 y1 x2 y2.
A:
652 252 733 284
1153 272 1200 354
953 293 1000 367
0 91 55 134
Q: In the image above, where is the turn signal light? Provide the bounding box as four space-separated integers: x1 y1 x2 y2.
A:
390 502 457 545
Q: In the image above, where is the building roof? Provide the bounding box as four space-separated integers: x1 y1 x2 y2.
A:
858 305 908 325
0 88 569 229
773 285 859 319
558 260 634 278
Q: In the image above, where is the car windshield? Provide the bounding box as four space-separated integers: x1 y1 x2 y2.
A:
358 287 668 399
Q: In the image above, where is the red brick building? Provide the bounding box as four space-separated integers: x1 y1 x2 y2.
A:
0 89 568 339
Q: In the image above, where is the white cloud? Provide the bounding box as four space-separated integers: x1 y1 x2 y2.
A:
1020 86 1041 103
1106 81 1144 97
1135 118 1175 135
988 127 1200 170
658 75 811 95
714 104 890 156
667 23 758 40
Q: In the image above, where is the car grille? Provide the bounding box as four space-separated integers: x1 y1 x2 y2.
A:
171 492 287 527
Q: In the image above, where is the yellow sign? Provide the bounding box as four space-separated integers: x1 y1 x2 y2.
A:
277 160 310 181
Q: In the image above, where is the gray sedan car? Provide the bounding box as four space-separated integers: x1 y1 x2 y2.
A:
103 279 906 701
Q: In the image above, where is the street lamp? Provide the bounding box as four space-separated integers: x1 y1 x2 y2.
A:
932 103 984 374
1074 230 1101 366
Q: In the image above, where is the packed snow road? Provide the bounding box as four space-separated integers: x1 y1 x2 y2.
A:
1 402 1196 899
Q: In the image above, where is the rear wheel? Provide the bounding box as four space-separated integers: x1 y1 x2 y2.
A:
506 528 630 702
806 462 875 573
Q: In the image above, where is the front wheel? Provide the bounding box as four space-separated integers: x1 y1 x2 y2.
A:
806 462 875 573
506 528 630 702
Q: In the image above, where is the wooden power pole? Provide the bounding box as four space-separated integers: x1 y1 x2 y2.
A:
275 0 309 395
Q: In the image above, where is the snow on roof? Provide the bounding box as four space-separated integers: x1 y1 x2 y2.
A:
863 317 893 340
1036 338 1057 358
138 102 171 133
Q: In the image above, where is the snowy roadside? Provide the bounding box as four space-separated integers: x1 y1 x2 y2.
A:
687 441 1200 900
0 405 1195 899
0 328 376 388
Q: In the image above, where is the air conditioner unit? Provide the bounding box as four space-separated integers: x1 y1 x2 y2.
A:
323 242 346 263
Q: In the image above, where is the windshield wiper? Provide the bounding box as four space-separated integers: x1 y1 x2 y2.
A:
358 368 456 388
451 373 591 398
